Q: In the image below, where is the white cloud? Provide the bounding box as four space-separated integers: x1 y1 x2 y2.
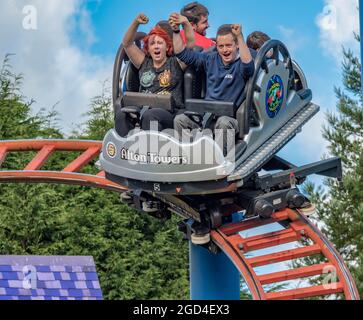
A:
278 106 329 166
277 25 309 56
0 0 113 134
278 25 295 39
316 0 359 62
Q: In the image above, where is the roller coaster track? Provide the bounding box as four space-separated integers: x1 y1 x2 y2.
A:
0 139 360 300
0 140 125 193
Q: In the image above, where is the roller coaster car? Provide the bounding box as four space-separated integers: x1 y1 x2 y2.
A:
100 39 342 241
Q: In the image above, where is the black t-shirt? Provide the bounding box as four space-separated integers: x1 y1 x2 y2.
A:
138 56 184 110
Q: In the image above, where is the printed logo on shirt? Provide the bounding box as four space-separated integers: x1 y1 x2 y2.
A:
140 70 156 88
159 70 172 87
224 74 233 80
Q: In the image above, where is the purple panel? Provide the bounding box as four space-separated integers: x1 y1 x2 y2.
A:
11 266 25 272
0 266 13 272
0 280 9 288
67 289 84 297
43 289 61 296
82 266 96 272
8 280 23 288
53 272 62 281
0 256 102 299
31 296 45 300
1 272 19 280
81 289 91 297
37 273 55 281
74 281 87 289
69 273 78 281
34 289 45 296
91 281 100 289
5 288 19 295
59 289 69 297
44 281 61 289
18 289 32 296
76 273 86 281
0 256 95 267
65 266 73 273
85 273 98 281
60 273 71 281
36 266 51 272
16 272 24 280
89 289 103 297
73 266 83 273
60 281 75 290
36 281 46 288
50 266 66 272
0 296 19 300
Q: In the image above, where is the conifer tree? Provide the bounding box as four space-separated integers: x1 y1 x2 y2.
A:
0 56 189 299
306 35 363 296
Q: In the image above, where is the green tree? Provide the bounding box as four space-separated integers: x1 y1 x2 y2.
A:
305 36 363 296
0 57 189 300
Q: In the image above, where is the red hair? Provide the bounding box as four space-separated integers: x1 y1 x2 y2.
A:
143 26 173 57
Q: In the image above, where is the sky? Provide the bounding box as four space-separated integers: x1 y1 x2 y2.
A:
0 0 360 174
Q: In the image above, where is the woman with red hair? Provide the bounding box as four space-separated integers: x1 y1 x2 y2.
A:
116 13 187 137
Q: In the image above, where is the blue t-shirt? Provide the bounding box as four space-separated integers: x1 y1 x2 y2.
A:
176 48 255 107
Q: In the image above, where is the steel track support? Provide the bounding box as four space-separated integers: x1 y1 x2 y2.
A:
189 213 243 300
189 242 240 300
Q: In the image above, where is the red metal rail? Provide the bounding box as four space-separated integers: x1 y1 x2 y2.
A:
0 139 125 192
211 209 360 300
0 139 359 300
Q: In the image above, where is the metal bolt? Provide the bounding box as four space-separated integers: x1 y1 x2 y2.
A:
238 243 244 250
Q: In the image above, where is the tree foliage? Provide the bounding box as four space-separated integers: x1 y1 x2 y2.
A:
0 55 189 299
305 39 363 296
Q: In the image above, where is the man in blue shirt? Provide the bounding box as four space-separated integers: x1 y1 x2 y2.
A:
169 14 254 154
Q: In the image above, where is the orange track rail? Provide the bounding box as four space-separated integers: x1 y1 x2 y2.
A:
0 139 126 192
0 139 359 300
211 209 360 300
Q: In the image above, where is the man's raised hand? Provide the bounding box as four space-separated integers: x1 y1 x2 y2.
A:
231 24 242 36
136 13 149 25
169 12 188 30
170 13 188 25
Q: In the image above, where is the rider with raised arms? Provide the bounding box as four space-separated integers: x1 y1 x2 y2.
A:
169 14 254 154
115 13 188 137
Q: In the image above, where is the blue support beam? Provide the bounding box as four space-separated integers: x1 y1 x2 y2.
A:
189 213 244 300
189 242 240 300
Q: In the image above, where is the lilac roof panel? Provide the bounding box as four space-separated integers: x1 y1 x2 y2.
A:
0 256 103 300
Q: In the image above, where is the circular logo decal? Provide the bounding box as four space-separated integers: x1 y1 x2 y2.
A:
140 70 156 88
106 142 116 158
265 74 284 118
